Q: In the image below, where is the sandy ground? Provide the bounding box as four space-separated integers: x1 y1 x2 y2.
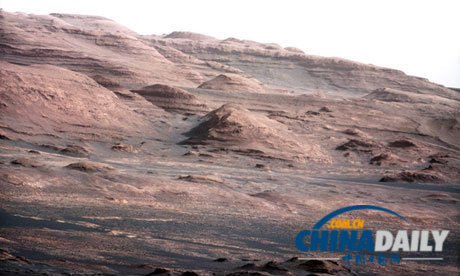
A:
1 87 459 275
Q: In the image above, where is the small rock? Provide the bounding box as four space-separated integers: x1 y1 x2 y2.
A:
342 128 363 136
255 164 266 169
305 111 320 116
429 157 447 164
370 152 401 166
0 249 16 261
11 158 43 168
1 173 23 185
183 151 199 156
111 143 137 153
388 139 416 148
423 165 434 171
181 272 199 276
137 264 158 269
40 144 61 151
380 170 442 183
178 175 224 184
319 106 332 112
65 161 114 173
226 272 269 276
262 261 287 272
239 263 257 269
198 152 215 158
0 134 11 140
145 267 171 275
336 139 375 152
297 260 346 274
421 193 458 203
59 145 89 157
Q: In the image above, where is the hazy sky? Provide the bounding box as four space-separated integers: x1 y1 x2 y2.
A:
2 0 459 87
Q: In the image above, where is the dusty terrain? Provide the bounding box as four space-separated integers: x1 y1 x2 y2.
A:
0 11 459 275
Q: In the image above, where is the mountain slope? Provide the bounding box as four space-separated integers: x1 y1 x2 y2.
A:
142 32 457 98
1 10 456 100
0 11 203 88
0 61 153 141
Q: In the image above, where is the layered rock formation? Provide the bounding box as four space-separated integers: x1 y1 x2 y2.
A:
1 10 454 98
182 104 328 162
198 74 266 93
0 11 203 88
131 84 207 113
142 31 455 97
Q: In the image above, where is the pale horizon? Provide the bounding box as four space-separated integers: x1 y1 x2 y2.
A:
2 0 459 87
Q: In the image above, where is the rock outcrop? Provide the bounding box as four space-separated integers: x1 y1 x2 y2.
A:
364 87 459 103
198 74 266 93
131 84 207 113
181 104 327 162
